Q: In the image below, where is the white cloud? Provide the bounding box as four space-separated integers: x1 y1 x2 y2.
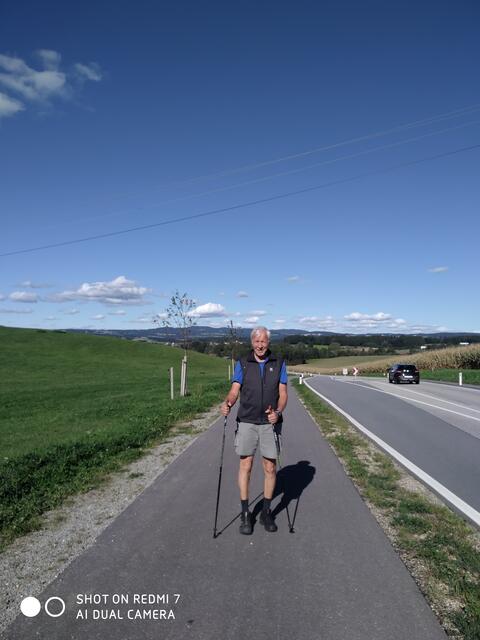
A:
287 276 300 282
130 316 152 324
108 309 126 316
248 309 267 316
36 49 62 70
0 307 33 314
236 290 249 298
19 280 52 288
50 276 150 306
299 316 337 329
9 291 38 303
0 53 66 101
0 91 24 118
428 266 448 273
74 62 102 82
63 308 80 315
344 311 392 322
0 51 102 120
244 316 260 324
91 314 105 320
189 302 227 318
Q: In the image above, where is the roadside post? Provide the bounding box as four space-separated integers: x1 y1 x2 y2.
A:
169 367 174 400
342 368 348 376
228 363 231 381
459 371 463 386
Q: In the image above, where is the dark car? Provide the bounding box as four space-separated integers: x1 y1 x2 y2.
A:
388 363 420 384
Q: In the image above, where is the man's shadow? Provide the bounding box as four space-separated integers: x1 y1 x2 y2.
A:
252 460 316 530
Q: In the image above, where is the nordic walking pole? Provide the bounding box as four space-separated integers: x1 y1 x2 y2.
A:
213 415 228 538
268 406 294 533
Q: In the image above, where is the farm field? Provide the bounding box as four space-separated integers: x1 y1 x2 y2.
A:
289 344 480 381
0 326 228 548
303 355 392 369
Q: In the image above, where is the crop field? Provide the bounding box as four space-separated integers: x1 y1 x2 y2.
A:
289 344 480 379
0 327 228 548
300 355 391 370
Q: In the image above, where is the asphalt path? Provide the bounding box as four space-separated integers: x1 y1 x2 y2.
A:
305 375 480 519
5 388 446 640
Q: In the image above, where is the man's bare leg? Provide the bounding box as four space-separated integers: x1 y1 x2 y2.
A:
262 457 276 499
260 457 278 532
238 455 254 534
238 455 253 500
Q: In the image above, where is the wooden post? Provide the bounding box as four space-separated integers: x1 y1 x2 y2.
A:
228 363 231 381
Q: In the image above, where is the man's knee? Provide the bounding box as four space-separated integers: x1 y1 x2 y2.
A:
262 457 276 475
239 455 254 472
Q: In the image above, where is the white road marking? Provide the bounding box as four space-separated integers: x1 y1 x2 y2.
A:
374 379 480 414
303 378 480 528
333 378 480 422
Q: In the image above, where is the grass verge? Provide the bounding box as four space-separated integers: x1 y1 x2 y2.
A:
294 378 480 640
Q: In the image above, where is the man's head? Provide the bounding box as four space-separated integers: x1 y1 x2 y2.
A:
250 326 270 360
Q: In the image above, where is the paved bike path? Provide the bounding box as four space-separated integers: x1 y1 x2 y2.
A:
6 389 446 640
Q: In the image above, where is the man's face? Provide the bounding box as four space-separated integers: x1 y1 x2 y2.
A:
251 331 269 359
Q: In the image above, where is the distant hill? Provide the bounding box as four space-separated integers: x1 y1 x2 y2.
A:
64 326 331 341
61 326 480 343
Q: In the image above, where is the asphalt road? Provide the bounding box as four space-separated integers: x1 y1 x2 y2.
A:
5 388 446 640
305 375 480 519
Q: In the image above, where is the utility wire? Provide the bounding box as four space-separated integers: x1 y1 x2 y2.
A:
41 115 480 230
70 101 480 208
1 142 479 258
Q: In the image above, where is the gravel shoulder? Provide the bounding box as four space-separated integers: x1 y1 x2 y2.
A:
0 406 220 635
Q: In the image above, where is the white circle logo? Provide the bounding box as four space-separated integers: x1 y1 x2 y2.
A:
20 597 41 617
45 596 66 618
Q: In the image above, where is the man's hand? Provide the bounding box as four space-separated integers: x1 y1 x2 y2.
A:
265 405 279 425
221 401 231 416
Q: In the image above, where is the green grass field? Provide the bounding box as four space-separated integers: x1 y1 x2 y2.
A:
421 369 480 385
0 327 228 548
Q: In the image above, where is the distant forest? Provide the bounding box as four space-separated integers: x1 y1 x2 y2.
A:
190 333 480 365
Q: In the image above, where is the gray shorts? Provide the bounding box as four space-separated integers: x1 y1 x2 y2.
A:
234 421 281 459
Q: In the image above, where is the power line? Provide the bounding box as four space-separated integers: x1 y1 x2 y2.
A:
40 115 480 231
66 101 480 210
2 142 479 258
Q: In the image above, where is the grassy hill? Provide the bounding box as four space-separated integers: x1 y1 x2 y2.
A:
0 327 228 549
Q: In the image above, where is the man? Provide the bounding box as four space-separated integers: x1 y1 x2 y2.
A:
221 326 288 534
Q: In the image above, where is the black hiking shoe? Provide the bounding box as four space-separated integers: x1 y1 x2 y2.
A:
239 511 253 535
260 508 278 532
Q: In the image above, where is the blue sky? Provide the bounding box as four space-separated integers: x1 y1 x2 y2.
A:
1 1 479 334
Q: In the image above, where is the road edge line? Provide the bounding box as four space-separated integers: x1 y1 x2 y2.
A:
303 378 480 528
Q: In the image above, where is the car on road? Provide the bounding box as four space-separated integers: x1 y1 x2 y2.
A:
388 363 420 384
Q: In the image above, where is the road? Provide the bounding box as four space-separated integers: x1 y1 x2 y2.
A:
304 375 480 524
5 388 446 640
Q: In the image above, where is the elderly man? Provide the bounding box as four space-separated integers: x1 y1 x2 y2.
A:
221 326 288 534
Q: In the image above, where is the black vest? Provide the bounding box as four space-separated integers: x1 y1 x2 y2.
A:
236 350 284 425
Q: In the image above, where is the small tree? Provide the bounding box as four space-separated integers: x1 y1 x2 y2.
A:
227 320 239 373
161 290 197 357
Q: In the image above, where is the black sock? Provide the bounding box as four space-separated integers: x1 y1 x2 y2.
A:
263 498 271 512
241 499 249 513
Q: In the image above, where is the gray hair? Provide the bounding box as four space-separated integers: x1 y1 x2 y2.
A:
250 326 270 340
